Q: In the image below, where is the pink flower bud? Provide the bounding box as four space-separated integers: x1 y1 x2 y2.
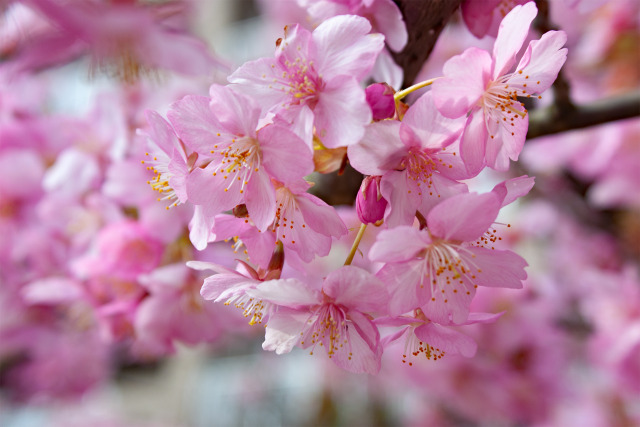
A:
356 176 387 225
365 83 396 121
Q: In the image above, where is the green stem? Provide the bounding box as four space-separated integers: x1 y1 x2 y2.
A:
344 223 367 266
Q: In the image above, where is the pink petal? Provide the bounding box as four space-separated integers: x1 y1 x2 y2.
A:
296 192 348 238
188 205 216 251
200 274 251 301
485 106 528 171
312 15 384 81
417 173 469 218
427 192 501 242
258 124 314 184
512 30 568 92
369 226 430 263
330 311 382 374
491 175 535 207
186 165 243 213
414 323 477 357
167 95 225 155
262 308 307 354
465 246 527 288
380 170 420 227
209 84 260 137
432 47 492 118
314 75 371 148
368 0 408 52
323 266 388 313
244 170 276 232
144 110 180 157
402 92 466 150
228 57 289 108
376 261 429 316
492 1 537 78
247 278 319 307
459 111 487 176
348 120 406 175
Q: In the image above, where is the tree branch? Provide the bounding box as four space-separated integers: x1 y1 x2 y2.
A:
527 91 640 139
392 0 462 87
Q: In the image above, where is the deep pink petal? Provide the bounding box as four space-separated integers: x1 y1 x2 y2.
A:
427 192 501 242
432 48 492 118
492 1 537 78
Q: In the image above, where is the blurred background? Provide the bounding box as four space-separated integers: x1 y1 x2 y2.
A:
1 0 639 426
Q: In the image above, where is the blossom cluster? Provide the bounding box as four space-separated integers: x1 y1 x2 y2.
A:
6 4 639 424
137 2 567 374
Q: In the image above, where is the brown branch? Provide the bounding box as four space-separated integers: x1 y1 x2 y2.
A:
527 91 640 139
392 0 462 88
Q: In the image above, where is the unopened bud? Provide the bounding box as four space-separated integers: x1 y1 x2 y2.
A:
365 83 396 121
356 176 387 225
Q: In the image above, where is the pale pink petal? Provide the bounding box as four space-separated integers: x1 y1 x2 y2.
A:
258 124 313 184
459 111 488 175
243 170 276 232
188 205 216 251
186 260 236 275
370 48 404 90
432 47 492 118
511 30 568 92
296 193 348 238
167 95 226 155
314 75 371 148
427 192 501 242
368 0 408 52
402 92 466 150
228 57 289 108
463 311 505 325
414 322 477 357
492 1 537 78
331 311 382 374
348 120 406 175
209 84 260 137
465 246 527 288
262 308 307 354
369 226 430 263
485 106 528 171
417 173 469 217
248 278 319 307
380 170 420 227
376 261 429 316
323 266 387 313
312 15 384 81
200 274 251 301
491 175 535 207
186 165 243 212
144 110 180 157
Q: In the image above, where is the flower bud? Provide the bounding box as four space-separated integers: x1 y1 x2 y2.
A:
365 83 396 121
356 176 387 225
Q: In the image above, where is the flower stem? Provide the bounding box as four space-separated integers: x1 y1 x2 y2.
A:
344 223 367 266
394 78 438 101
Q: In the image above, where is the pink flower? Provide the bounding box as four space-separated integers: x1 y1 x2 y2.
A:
228 15 384 148
378 310 503 366
169 87 313 232
348 92 468 227
370 191 528 322
139 110 191 209
21 0 226 80
432 2 567 171
249 266 388 374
